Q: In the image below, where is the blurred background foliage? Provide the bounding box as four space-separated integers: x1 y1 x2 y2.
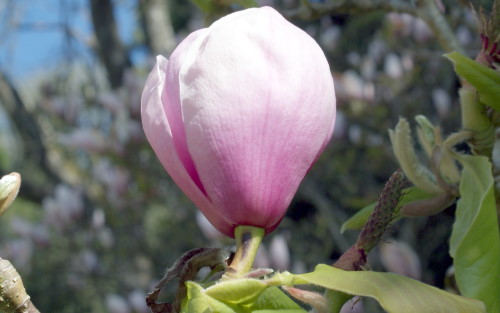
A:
0 0 494 312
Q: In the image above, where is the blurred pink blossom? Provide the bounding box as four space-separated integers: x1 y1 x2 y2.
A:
43 184 84 232
106 294 131 313
380 240 422 280
340 297 364 313
59 128 108 153
98 92 124 115
432 88 452 118
195 211 225 242
128 290 149 313
384 53 403 79
93 160 130 195
253 243 271 269
269 234 290 271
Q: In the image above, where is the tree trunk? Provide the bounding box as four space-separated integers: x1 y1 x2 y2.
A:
89 0 131 89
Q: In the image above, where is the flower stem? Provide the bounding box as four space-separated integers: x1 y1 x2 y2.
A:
222 225 265 280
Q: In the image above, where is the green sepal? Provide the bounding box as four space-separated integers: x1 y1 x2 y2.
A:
181 281 236 313
205 278 267 304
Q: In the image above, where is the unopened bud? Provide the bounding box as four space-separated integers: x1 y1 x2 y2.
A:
389 118 441 194
400 192 455 217
0 172 21 217
282 286 328 312
358 170 405 252
415 115 437 157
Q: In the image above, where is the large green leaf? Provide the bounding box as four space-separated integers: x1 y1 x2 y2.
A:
289 265 486 313
450 155 500 313
341 186 434 233
445 51 500 111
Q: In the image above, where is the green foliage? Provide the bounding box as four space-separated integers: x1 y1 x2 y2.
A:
182 281 305 313
294 265 486 313
341 202 375 233
450 155 500 313
445 52 500 110
181 266 486 312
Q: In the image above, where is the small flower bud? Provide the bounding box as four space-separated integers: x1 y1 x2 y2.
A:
389 118 441 194
282 286 328 312
0 172 21 217
399 192 455 217
358 170 405 253
415 115 436 157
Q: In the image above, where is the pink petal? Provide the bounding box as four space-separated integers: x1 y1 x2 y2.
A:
177 7 335 234
141 55 232 235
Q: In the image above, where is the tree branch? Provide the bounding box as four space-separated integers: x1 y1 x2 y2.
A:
0 258 40 313
139 0 176 57
286 0 416 20
89 0 131 89
0 72 60 202
415 0 464 53
286 0 464 53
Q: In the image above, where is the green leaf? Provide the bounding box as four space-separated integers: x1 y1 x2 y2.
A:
341 187 434 233
450 155 500 313
445 51 500 110
292 265 486 313
341 203 375 233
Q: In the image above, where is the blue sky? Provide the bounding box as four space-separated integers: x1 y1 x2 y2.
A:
0 0 138 83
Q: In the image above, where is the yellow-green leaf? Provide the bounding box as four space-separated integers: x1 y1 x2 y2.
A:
292 265 485 313
450 155 500 313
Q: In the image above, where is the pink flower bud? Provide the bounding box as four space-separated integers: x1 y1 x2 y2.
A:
141 7 336 237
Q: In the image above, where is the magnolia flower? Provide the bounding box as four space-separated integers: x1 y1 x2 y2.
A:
141 6 336 237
